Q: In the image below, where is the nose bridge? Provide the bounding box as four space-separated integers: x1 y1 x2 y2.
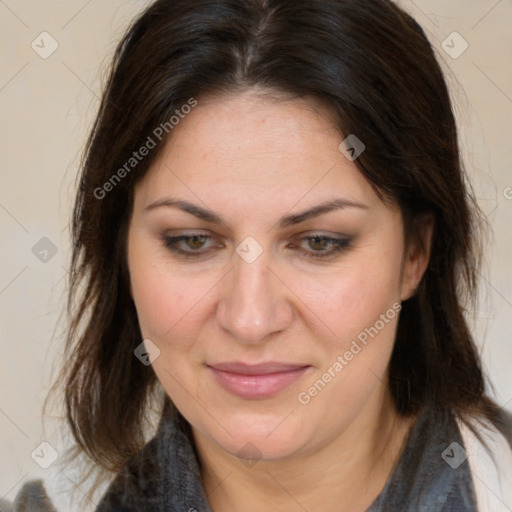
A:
216 253 292 344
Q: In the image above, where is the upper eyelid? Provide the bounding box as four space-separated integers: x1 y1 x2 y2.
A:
162 229 349 239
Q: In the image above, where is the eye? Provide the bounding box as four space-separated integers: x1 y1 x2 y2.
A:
292 234 351 259
162 232 352 260
182 234 208 250
308 236 331 251
162 233 221 257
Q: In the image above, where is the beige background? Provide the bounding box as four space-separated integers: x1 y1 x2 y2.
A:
0 0 511 509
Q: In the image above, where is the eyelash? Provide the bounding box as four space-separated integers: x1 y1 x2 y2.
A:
162 233 351 260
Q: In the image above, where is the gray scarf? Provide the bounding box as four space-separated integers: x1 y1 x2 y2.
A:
8 405 511 511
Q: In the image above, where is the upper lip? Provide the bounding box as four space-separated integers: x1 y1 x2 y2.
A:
208 362 309 375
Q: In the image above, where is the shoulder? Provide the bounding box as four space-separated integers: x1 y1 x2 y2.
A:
94 435 165 512
95 414 211 512
1 479 58 512
456 410 512 511
0 435 163 512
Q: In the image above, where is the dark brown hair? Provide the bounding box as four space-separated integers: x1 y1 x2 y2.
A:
51 0 501 486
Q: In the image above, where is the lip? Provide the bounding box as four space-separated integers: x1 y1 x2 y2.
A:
208 362 311 399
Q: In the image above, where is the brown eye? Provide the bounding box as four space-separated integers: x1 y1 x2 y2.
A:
162 233 220 257
184 235 208 250
308 236 329 251
296 234 352 259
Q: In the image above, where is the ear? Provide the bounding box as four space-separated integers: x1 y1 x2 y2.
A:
400 215 434 301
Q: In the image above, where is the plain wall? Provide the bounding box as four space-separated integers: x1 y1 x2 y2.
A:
1 1 511 510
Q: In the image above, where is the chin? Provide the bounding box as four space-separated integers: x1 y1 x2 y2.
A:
194 408 313 461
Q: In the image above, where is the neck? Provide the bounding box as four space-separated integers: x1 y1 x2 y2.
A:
193 385 415 512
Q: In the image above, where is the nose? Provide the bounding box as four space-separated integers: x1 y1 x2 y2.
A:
216 253 294 345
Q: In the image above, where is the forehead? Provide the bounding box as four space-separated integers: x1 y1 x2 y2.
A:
134 91 382 217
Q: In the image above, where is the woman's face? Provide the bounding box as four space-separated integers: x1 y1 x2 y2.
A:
127 91 426 461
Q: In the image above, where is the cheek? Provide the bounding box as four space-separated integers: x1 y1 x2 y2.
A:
294 268 401 424
130 264 209 405
128 234 213 341
289 246 403 413
128 240 196 349
291 247 403 343
131 269 209 344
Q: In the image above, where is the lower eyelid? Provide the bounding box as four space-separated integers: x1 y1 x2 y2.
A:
305 239 350 254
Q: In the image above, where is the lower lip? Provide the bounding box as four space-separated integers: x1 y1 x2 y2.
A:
209 366 310 399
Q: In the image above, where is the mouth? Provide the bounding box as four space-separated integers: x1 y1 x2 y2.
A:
207 362 311 399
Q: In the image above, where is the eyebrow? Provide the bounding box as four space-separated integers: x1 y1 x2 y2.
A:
144 197 368 228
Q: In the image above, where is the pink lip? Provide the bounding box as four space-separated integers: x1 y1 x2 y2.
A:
208 362 311 399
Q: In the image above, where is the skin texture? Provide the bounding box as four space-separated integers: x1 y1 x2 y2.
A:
127 90 432 511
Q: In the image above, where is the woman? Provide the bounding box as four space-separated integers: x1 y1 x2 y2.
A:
7 0 512 511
